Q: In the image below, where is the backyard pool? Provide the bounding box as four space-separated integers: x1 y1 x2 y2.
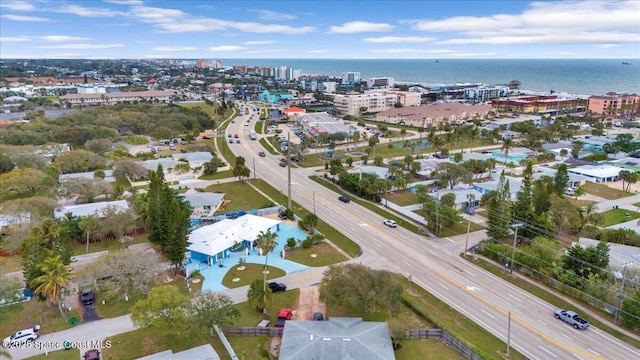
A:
490 151 528 162
187 223 310 293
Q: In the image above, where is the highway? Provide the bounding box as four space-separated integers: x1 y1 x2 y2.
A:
226 105 640 360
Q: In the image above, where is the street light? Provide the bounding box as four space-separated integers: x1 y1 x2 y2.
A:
509 223 523 274
615 262 633 324
464 220 471 256
506 310 512 356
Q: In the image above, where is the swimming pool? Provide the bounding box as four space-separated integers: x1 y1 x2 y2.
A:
490 151 528 162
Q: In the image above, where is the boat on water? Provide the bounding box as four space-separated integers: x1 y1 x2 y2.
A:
435 59 439 63
622 61 632 65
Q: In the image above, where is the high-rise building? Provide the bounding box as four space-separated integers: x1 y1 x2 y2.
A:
195 59 208 69
341 72 361 85
367 77 394 90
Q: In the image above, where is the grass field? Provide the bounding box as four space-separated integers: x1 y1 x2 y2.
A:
259 137 276 154
583 181 632 200
0 299 83 342
204 181 275 214
386 189 421 206
600 208 640 227
285 241 347 266
221 264 286 288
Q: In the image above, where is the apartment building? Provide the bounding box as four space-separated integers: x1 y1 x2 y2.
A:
333 91 421 116
587 93 640 116
464 86 509 102
341 72 361 85
59 90 176 106
367 77 394 90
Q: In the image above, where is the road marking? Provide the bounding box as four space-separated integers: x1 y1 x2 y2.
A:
358 223 368 227
588 349 600 357
480 309 495 319
402 260 411 266
445 237 455 243
573 354 585 360
428 250 437 255
371 242 381 248
539 346 557 358
436 272 604 360
508 293 521 302
561 333 572 341
537 320 547 326
437 282 448 290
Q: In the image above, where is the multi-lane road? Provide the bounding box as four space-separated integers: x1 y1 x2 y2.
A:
227 106 639 360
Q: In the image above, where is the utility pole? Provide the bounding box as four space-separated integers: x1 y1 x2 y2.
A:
615 262 633 324
287 132 292 210
464 220 471 256
253 157 256 180
510 223 523 274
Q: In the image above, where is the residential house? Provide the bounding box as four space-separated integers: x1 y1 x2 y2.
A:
137 344 220 360
180 192 225 218
279 317 395 360
58 170 115 185
567 165 621 183
187 214 281 266
430 188 483 210
54 200 129 219
473 176 523 200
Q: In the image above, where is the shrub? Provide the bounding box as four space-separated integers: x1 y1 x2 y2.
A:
286 237 297 249
302 238 313 249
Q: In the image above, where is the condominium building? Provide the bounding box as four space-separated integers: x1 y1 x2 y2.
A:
587 93 640 116
333 91 421 116
59 90 176 106
367 77 394 90
464 86 510 102
76 83 107 94
341 72 361 85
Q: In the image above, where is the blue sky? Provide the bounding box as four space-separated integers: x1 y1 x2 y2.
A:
1 0 638 59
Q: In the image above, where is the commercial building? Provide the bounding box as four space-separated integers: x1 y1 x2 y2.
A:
491 95 587 114
59 90 175 106
587 93 640 117
333 91 421 116
295 112 352 136
374 103 492 127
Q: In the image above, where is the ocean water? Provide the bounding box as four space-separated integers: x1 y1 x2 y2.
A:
219 58 640 96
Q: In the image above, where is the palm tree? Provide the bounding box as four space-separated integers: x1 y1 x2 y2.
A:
574 185 586 200
559 149 568 161
79 215 97 253
501 138 514 164
256 229 278 315
30 255 74 322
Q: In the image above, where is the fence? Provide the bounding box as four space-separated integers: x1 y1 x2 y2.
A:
223 326 284 337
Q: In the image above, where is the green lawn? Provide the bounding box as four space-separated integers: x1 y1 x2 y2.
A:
259 137 276 154
439 220 485 237
0 253 22 273
250 179 361 257
386 189 421 206
221 264 286 288
0 299 83 341
285 241 347 266
600 208 640 227
204 181 274 213
583 181 632 200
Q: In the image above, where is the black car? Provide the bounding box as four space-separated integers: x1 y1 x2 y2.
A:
258 151 266 157
312 312 324 321
80 289 96 305
268 282 287 293
338 196 350 203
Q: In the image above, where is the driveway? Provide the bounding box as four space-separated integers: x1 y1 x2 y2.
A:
81 302 101 323
293 286 325 321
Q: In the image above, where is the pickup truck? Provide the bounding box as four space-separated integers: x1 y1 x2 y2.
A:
554 309 590 329
275 308 293 328
268 282 287 293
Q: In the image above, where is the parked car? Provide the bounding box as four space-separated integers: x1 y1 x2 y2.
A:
236 140 241 144
463 207 476 215
338 196 350 203
83 349 101 360
312 312 324 321
383 219 398 227
279 162 287 167
202 135 211 139
275 309 293 327
258 151 266 157
268 282 287 293
3 325 40 347
180 149 187 153
80 289 96 305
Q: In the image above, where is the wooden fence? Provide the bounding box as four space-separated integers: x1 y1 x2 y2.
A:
223 326 283 337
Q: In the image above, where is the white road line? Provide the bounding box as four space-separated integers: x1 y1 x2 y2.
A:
437 282 448 290
588 349 601 357
428 250 437 255
572 354 585 360
539 346 557 358
371 242 381 248
445 237 455 243
464 270 476 277
402 260 411 266
480 309 495 319
536 319 547 326
508 293 521 302
561 333 573 341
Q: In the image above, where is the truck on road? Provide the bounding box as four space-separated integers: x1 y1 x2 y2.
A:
554 309 590 329
275 308 293 327
249 130 257 140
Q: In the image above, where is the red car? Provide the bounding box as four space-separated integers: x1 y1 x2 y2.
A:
202 135 211 139
275 308 293 327
234 134 239 138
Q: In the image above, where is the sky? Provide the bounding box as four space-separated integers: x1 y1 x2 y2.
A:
1 0 639 59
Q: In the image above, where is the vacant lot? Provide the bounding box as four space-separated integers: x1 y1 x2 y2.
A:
204 181 273 213
583 181 632 200
601 208 640 227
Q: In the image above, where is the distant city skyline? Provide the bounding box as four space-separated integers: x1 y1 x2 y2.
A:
1 0 639 60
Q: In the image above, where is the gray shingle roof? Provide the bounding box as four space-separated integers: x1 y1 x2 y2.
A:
278 317 395 360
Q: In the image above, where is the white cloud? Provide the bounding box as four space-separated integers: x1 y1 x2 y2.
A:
307 50 330 54
253 10 296 21
243 41 275 45
209 46 248 52
130 5 315 34
329 21 394 34
362 36 436 43
412 1 640 47
105 0 144 5
54 4 123 17
369 48 428 54
37 44 125 49
140 54 176 59
39 35 91 42
1 14 53 22
0 1 35 11
1 53 88 59
0 37 30 42
151 46 197 51
596 44 623 49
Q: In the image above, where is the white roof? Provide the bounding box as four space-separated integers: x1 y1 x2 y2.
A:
348 165 390 179
431 188 483 204
187 214 281 256
172 152 213 162
54 200 129 219
568 165 621 178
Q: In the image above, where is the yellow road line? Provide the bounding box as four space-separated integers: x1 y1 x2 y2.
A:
290 273 323 284
437 272 603 360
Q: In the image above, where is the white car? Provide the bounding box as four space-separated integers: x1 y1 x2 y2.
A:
3 325 40 348
383 219 397 228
